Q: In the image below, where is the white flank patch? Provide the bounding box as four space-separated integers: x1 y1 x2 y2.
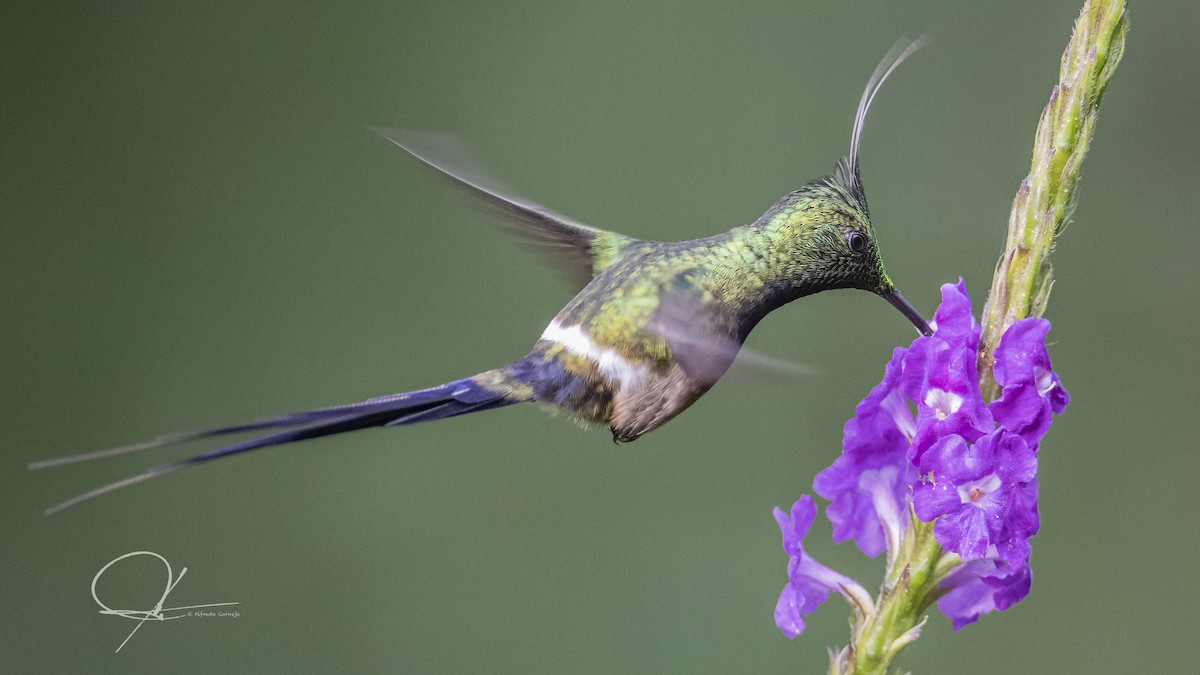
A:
540 320 649 391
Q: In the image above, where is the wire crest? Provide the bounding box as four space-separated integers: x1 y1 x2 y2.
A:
839 36 927 197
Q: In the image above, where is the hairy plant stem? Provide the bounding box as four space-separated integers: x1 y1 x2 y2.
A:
978 0 1129 400
831 518 957 675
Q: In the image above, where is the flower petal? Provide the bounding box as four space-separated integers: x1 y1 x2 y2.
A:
991 318 1070 444
814 348 915 558
938 559 1032 630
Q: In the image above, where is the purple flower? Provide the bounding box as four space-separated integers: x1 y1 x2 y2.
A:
773 495 866 638
906 340 993 460
926 278 981 350
814 348 916 557
938 558 1032 630
912 430 1038 563
990 318 1070 445
901 282 993 461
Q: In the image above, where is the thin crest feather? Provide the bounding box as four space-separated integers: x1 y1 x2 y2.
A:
838 36 927 197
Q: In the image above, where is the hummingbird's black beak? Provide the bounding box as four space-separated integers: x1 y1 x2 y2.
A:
882 287 933 336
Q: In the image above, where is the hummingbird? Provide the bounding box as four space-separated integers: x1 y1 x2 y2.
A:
35 40 931 513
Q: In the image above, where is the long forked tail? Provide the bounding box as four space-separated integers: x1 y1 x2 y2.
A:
32 369 531 514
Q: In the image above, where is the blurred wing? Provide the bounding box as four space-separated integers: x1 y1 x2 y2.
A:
374 128 643 287
724 346 818 380
650 268 812 386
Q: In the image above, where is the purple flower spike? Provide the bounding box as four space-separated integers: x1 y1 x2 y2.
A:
773 496 865 638
815 348 916 557
771 280 1067 637
938 558 1032 630
912 430 1037 563
990 318 1070 445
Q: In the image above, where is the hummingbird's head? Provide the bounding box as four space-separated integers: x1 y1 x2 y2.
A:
809 158 931 337
762 38 931 336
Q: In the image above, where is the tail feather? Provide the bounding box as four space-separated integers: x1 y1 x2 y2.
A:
26 383 491 471
35 371 527 514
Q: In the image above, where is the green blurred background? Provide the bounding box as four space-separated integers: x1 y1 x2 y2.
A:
3 1 1194 672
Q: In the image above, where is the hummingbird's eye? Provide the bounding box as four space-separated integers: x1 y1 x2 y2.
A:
847 231 867 253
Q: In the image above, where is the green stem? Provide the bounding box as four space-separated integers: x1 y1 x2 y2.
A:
831 519 954 675
978 0 1129 400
